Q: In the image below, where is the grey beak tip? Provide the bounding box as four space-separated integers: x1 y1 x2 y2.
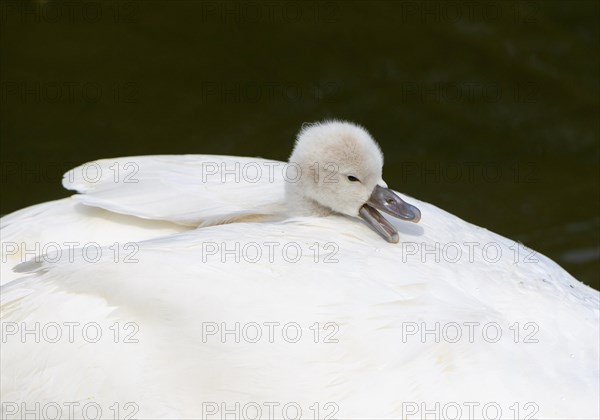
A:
411 208 422 223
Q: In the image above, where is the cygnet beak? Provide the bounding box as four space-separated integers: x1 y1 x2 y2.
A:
358 185 421 243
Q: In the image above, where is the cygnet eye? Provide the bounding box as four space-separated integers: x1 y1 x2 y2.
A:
347 175 360 182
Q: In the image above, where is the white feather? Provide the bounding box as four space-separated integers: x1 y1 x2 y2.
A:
1 121 598 419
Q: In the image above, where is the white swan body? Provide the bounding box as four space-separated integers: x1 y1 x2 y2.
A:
1 122 598 419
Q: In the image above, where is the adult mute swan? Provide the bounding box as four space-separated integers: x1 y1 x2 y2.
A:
1 121 598 419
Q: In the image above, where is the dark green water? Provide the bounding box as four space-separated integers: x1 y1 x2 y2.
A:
1 0 598 289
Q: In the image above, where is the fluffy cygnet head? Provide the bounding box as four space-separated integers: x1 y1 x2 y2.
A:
286 120 421 243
